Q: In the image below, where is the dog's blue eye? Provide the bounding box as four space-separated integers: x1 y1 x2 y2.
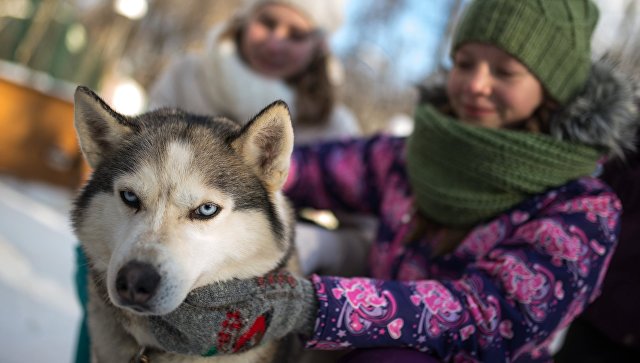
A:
120 191 141 210
191 203 220 220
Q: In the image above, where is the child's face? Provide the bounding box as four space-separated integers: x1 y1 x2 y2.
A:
447 43 544 129
240 4 321 79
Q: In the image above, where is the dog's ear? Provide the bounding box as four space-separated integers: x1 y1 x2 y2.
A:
232 101 294 192
74 86 137 168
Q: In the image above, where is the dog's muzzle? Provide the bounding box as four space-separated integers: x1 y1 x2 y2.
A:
115 261 161 312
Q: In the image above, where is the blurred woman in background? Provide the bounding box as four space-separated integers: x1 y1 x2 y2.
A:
147 0 360 144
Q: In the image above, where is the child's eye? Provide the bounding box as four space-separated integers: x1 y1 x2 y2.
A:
454 59 473 70
495 68 517 78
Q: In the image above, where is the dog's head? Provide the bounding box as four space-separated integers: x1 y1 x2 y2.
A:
72 86 294 315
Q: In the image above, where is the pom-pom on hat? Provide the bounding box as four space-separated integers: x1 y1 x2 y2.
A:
452 0 599 104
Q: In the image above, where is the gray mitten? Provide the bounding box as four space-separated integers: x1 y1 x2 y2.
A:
149 270 317 357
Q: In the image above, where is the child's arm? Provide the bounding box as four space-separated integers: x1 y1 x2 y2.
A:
306 190 621 361
284 134 406 215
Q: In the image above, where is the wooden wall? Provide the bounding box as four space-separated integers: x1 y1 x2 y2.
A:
0 79 89 189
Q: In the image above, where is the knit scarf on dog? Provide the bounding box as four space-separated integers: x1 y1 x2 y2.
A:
406 104 600 228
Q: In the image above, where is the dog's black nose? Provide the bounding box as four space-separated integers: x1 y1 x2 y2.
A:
115 261 161 307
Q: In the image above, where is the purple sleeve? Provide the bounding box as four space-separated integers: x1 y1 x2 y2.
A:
284 135 405 214
304 193 621 362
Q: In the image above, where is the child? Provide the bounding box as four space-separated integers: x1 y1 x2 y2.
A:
144 0 640 362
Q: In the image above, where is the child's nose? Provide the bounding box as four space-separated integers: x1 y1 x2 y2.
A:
466 66 492 95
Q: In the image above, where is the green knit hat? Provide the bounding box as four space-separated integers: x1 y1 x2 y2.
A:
452 0 599 104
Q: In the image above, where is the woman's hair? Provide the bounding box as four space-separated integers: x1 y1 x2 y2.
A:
285 48 334 126
227 14 335 127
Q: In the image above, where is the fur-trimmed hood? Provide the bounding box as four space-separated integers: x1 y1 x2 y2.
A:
419 61 640 159
551 62 639 158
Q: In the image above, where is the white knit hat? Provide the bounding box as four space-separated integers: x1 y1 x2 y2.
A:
240 0 346 34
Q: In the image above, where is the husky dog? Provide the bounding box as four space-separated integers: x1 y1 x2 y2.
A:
72 86 300 362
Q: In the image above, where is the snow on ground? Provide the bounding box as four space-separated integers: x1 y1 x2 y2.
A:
0 175 81 363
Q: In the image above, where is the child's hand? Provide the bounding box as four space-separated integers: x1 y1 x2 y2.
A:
149 270 317 357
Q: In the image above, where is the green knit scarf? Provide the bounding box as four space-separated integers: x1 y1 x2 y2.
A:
406 105 600 228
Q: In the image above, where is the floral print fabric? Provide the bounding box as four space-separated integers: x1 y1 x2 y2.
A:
284 135 620 362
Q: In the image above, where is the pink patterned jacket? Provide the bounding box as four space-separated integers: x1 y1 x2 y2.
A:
284 135 621 362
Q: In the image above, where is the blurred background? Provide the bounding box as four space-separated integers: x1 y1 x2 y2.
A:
0 0 638 362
